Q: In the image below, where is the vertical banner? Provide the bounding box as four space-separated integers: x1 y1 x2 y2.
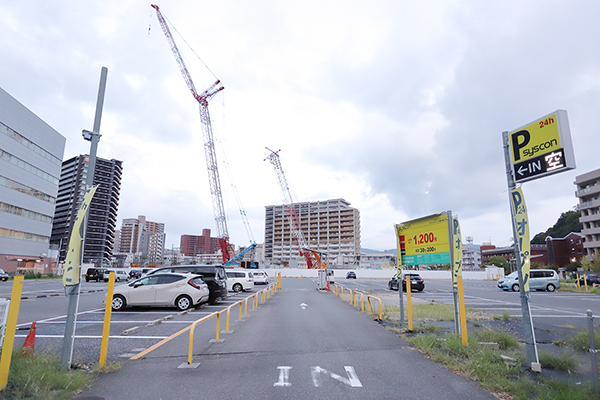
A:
452 217 462 290
510 187 531 294
62 186 97 287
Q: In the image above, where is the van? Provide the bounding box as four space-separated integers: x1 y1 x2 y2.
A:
497 269 560 292
147 265 228 304
226 270 254 292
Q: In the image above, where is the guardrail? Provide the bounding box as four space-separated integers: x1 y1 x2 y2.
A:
331 284 382 320
187 282 278 365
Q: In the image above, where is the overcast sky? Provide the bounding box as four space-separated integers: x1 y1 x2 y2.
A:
1 1 599 252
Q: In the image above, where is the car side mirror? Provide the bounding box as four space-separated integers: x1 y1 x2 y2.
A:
134 282 143 288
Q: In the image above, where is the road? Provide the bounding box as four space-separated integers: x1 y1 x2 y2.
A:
76 278 497 400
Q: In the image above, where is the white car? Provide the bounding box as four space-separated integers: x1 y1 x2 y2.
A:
104 269 130 282
111 273 209 311
226 270 254 293
252 270 269 285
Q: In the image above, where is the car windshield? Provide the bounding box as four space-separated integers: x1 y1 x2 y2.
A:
506 272 518 279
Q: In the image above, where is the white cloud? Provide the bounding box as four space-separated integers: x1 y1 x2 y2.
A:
1 0 598 252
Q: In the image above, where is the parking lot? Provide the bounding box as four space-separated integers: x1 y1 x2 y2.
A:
0 278 264 365
336 276 600 331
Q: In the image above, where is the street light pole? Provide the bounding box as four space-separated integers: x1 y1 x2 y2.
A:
61 67 108 369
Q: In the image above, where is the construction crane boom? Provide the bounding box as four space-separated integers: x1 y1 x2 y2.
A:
152 4 233 263
265 148 313 268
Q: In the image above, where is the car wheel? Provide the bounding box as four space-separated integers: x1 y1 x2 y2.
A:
233 283 243 293
176 295 193 311
546 284 556 292
511 284 520 292
112 294 126 311
86 278 90 282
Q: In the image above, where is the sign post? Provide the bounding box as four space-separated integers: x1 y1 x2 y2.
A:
502 109 575 371
396 213 458 333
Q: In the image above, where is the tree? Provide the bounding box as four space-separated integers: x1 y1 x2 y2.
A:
488 256 511 274
580 253 600 273
531 210 582 244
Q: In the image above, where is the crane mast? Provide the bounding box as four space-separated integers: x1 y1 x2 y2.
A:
265 148 313 268
152 4 234 263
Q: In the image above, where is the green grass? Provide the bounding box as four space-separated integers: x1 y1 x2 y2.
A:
403 332 595 399
0 352 92 400
382 301 597 399
538 352 578 372
569 328 600 352
381 303 489 322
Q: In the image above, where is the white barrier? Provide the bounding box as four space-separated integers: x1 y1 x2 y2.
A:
270 268 495 280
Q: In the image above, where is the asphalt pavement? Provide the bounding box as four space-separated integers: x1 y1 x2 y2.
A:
73 278 497 400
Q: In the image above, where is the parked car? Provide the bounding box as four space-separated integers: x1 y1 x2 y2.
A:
497 269 560 292
103 269 130 282
129 269 142 279
147 265 228 304
388 273 425 292
346 271 357 279
111 273 209 311
226 270 254 293
252 270 269 285
578 273 600 286
0 269 8 281
85 268 107 282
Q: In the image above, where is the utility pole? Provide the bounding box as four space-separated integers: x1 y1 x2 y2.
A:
61 67 108 369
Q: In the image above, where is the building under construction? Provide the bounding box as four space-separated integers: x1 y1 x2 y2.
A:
264 198 360 267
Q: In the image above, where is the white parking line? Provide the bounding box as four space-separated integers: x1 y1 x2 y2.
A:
14 334 170 339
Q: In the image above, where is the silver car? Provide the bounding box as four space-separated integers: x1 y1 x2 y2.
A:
112 273 209 311
497 269 560 292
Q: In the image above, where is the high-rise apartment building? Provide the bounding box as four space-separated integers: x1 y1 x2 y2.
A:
180 229 219 256
118 215 165 264
264 198 360 267
50 155 122 265
0 87 66 273
575 168 600 257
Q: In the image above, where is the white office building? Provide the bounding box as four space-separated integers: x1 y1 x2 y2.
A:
0 87 65 273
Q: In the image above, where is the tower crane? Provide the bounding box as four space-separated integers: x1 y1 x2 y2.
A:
265 148 314 268
151 4 234 263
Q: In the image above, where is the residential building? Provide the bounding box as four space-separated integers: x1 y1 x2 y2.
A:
462 236 482 271
546 232 585 267
50 155 122 265
0 87 66 273
481 244 549 266
575 168 600 258
118 215 165 265
180 229 219 256
264 198 360 267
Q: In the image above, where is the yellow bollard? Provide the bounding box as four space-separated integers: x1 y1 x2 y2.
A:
99 272 116 367
215 312 221 341
457 276 469 346
225 306 231 332
239 302 243 321
0 276 24 390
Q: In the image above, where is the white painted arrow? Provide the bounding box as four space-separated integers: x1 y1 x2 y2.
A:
300 303 308 310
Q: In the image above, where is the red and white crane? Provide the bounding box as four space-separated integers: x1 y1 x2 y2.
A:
152 4 234 263
265 148 314 268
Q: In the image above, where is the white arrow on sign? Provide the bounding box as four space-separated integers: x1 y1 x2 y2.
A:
300 303 308 310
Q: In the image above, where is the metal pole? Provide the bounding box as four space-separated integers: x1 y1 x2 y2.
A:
587 310 598 396
395 227 404 326
61 67 108 369
449 211 460 335
502 131 539 371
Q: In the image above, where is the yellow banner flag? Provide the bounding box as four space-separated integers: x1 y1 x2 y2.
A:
452 217 462 290
510 187 531 293
63 186 97 287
